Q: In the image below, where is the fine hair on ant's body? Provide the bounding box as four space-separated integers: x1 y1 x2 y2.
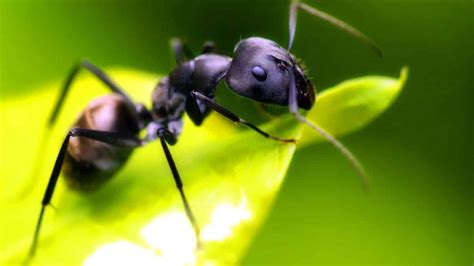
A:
26 0 381 262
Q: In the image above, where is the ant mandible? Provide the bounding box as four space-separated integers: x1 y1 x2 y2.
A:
27 0 381 262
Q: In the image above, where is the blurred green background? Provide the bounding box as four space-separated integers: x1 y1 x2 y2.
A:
0 0 471 265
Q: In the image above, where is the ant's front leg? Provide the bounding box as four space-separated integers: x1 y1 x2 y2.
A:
185 93 213 126
190 91 295 143
26 128 142 263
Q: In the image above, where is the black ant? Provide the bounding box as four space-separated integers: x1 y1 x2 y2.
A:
26 0 381 262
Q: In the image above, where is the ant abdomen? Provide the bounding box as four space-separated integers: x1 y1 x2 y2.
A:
62 94 140 191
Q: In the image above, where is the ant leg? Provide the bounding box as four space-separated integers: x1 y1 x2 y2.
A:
185 93 213 126
190 91 295 143
200 41 216 54
170 38 194 65
24 61 136 200
49 60 135 127
156 128 200 246
26 128 142 262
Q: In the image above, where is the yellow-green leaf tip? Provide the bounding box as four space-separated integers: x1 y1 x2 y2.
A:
299 66 408 146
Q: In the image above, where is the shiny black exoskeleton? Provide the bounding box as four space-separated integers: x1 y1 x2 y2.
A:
154 37 315 135
27 0 380 262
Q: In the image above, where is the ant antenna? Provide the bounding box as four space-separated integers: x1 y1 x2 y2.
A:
288 0 382 57
299 115 370 191
288 70 370 191
288 0 298 51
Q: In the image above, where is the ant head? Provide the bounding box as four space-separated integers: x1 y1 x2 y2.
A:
225 37 315 110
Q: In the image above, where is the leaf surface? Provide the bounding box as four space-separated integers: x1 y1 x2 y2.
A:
0 67 406 265
300 67 408 145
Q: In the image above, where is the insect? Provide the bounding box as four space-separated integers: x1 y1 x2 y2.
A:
26 0 381 262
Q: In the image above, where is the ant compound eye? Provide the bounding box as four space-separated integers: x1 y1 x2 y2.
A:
251 66 267 81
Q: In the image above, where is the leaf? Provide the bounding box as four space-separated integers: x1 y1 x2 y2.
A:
0 67 406 265
299 67 408 146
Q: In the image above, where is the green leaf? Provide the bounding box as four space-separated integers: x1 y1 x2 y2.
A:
299 67 408 146
0 67 406 265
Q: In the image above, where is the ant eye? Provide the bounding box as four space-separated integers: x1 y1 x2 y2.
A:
251 66 267 81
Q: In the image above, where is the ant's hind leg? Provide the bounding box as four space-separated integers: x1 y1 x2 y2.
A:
26 128 142 263
190 91 296 143
49 60 135 127
25 61 137 200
